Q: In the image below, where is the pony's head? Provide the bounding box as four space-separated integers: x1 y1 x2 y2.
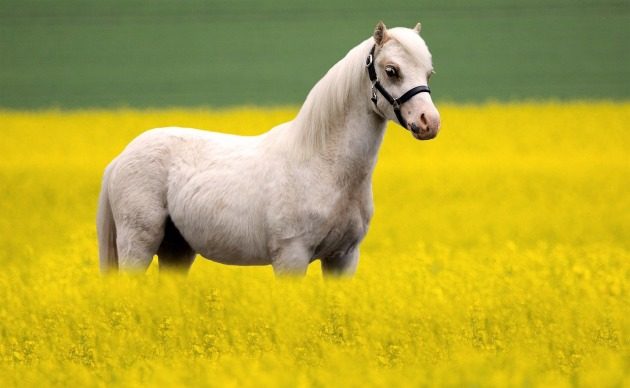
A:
369 21 440 140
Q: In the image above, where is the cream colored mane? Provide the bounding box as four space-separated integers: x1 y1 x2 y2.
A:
290 39 371 156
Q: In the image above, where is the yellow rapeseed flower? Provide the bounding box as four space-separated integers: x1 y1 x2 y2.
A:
0 102 628 386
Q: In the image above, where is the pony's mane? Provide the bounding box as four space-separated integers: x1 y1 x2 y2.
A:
289 38 372 156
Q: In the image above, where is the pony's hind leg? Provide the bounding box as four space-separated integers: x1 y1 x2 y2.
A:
113 199 168 272
116 223 164 272
107 138 172 273
157 216 196 272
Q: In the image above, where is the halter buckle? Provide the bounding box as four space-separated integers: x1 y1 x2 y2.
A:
370 84 378 104
366 54 373 67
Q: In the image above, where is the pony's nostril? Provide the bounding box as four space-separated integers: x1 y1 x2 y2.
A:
419 113 429 130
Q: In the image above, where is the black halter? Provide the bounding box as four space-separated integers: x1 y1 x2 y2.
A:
365 44 431 130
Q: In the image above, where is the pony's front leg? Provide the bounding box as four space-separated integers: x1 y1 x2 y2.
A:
271 241 311 276
322 247 359 276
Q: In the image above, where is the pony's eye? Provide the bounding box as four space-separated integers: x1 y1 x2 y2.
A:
385 66 398 78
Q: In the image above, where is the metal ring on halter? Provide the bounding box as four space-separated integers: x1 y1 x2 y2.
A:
370 82 378 103
365 54 373 67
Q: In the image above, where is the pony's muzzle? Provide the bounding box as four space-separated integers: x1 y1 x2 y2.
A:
410 111 440 140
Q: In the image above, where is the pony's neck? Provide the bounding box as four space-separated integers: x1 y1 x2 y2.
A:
288 39 386 181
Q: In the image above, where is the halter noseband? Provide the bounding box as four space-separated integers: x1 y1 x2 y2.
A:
365 44 431 130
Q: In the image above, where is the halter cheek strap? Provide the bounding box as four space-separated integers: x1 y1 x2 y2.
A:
366 45 431 130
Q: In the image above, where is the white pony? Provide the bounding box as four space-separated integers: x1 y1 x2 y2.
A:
97 22 440 275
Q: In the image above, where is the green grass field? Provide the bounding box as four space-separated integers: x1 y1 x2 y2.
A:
1 0 628 108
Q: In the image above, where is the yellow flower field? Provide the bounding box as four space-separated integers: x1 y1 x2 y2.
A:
0 102 628 386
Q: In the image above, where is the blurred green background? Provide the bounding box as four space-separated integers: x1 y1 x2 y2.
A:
1 0 628 108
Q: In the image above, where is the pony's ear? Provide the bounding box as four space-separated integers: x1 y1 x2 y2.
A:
413 22 422 34
373 21 390 46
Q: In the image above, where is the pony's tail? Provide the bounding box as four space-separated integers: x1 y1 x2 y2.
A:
97 164 118 273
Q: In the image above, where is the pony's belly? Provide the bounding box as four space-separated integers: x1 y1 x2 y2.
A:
172 212 271 266
196 245 271 266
